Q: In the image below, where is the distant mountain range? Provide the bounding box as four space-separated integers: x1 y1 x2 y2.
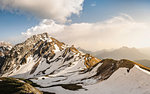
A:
78 46 150 68
135 59 150 68
139 47 150 57
0 33 150 94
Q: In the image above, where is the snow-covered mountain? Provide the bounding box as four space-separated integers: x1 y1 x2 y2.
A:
1 33 150 94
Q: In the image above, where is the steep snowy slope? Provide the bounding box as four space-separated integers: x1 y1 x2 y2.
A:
1 33 150 94
58 65 150 94
26 59 150 94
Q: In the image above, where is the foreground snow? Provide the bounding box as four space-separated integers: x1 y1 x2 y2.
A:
35 66 150 94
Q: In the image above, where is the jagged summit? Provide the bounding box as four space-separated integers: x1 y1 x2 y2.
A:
0 33 150 94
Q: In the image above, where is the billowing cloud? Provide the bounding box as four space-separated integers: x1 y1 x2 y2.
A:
0 0 84 22
22 14 150 51
22 19 65 36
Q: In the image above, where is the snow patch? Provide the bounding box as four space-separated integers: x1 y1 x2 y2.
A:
54 44 60 52
135 65 150 75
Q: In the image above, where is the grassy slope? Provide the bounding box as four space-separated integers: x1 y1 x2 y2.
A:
0 77 42 94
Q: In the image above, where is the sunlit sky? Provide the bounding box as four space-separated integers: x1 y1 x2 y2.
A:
0 0 150 50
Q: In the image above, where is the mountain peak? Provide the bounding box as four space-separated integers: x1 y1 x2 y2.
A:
24 32 50 44
0 33 100 77
33 32 49 40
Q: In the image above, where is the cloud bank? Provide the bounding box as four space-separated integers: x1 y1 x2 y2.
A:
22 14 150 51
0 0 84 22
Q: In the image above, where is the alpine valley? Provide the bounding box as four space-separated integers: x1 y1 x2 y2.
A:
0 33 150 94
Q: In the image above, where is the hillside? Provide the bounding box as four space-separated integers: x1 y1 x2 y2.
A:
0 77 42 94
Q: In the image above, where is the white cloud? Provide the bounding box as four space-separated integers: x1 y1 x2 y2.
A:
91 3 96 7
22 14 150 51
0 0 84 22
22 19 65 37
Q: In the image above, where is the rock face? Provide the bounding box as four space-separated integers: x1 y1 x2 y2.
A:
0 42 12 71
1 33 150 94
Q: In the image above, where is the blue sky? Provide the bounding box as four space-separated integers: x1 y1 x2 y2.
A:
1 0 150 37
0 11 39 39
1 0 150 49
72 0 150 23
